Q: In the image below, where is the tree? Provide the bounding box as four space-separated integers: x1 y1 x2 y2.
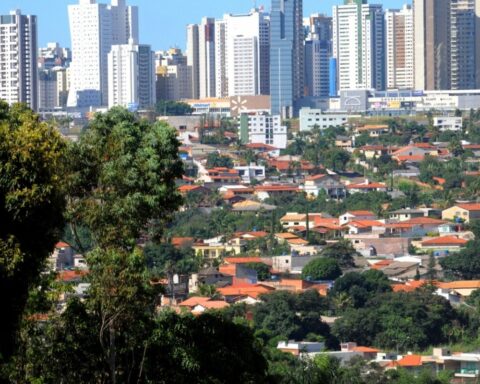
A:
302 258 342 281
144 243 199 277
65 107 184 250
245 262 271 281
206 152 234 169
320 240 357 268
0 102 67 364
155 100 193 116
440 240 480 280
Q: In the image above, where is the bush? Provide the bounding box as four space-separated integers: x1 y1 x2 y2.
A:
302 258 342 281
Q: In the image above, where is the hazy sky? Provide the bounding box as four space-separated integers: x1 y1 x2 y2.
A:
0 0 409 51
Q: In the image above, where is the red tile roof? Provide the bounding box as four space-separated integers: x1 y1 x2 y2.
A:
456 203 480 211
224 257 265 264
347 182 387 190
346 210 376 216
421 236 468 246
389 355 423 367
178 296 211 307
255 185 300 192
55 241 70 248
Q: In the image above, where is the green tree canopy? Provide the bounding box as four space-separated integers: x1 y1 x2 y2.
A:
0 102 67 363
65 107 184 250
302 257 342 281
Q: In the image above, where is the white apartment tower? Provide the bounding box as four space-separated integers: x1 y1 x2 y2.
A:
224 9 270 96
0 10 38 110
385 5 414 89
108 41 155 109
186 24 200 99
214 19 227 98
67 0 138 108
198 17 216 98
332 0 385 91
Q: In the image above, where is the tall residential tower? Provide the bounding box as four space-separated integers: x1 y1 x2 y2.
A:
270 0 304 118
0 10 38 110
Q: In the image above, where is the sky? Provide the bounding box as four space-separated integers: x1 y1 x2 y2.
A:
0 0 409 51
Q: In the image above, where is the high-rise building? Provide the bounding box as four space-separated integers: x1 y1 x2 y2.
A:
304 14 332 97
385 5 414 89
67 0 138 108
270 0 304 118
38 42 71 111
332 0 385 93
156 49 192 101
107 41 155 110
0 10 38 110
186 24 200 99
198 17 216 98
214 19 227 98
224 9 270 97
450 0 476 89
413 0 450 90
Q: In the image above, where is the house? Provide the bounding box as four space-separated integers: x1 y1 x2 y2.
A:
346 180 388 194
437 280 480 297
433 116 462 132
302 174 346 199
392 144 439 163
277 341 325 356
271 254 319 274
231 199 277 213
171 237 195 248
386 354 426 375
419 236 468 254
177 184 210 195
188 266 233 293
192 242 227 259
49 242 75 271
254 185 300 201
234 164 266 183
355 124 389 137
267 159 316 176
202 167 241 184
312 218 344 239
389 209 426 222
359 145 392 160
217 283 275 303
335 136 353 150
339 211 377 225
442 203 480 223
350 237 411 258
192 300 230 313
245 143 279 157
280 212 330 230
343 220 385 235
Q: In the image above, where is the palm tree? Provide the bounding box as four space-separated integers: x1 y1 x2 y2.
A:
198 284 220 299
332 292 353 312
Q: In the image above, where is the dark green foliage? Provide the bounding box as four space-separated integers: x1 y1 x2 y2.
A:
147 311 268 384
144 242 200 276
329 270 391 309
332 291 459 351
253 290 336 348
65 107 184 249
302 258 342 281
0 102 67 363
440 240 480 280
320 240 357 268
206 152 234 168
244 262 271 281
155 100 193 116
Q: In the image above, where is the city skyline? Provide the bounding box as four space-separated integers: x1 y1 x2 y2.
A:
0 0 409 51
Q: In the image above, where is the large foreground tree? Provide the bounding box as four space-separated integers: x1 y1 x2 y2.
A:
0 102 67 363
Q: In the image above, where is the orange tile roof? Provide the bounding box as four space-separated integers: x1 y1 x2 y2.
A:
57 270 88 282
179 296 212 307
353 346 380 353
217 284 274 297
391 355 423 367
371 260 394 270
178 185 204 193
55 241 70 248
171 237 194 247
246 143 278 150
232 231 269 239
347 210 376 216
305 174 329 181
287 238 309 245
438 280 480 290
255 185 300 192
421 236 468 246
456 203 480 211
403 217 447 225
275 233 300 239
224 257 264 264
395 155 425 162
347 183 387 189
345 220 384 228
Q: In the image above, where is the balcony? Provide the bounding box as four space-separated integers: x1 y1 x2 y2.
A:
455 369 480 378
